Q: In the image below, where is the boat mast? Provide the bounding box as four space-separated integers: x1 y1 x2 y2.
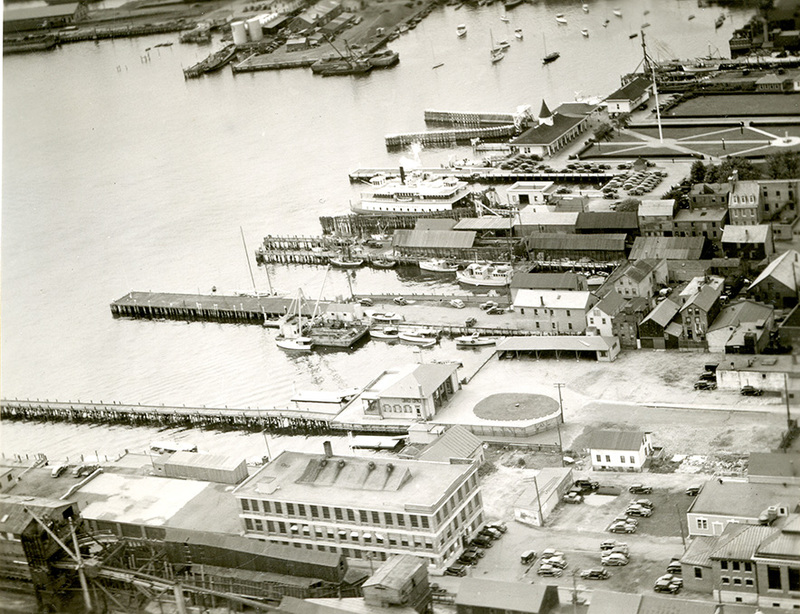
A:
240 226 258 295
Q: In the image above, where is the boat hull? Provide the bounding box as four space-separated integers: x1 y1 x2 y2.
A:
276 336 313 352
329 258 364 268
419 260 458 273
371 327 400 340
455 336 497 347
398 334 437 347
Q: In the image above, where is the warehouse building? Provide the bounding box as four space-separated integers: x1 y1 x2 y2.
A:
3 2 87 32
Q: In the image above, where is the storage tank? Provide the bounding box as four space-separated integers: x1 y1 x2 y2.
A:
231 21 248 46
247 17 263 41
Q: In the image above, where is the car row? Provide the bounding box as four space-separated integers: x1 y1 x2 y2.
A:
536 548 568 577
654 573 683 594
628 484 652 494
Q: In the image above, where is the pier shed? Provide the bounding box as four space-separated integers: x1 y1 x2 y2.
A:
510 102 590 158
3 2 87 32
524 233 627 262
152 452 248 485
391 229 476 259
496 336 620 362
453 217 513 239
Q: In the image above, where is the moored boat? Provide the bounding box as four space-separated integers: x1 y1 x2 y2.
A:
366 310 404 323
455 333 497 347
398 328 439 346
514 28 523 39
542 51 560 63
276 336 313 352
581 28 589 37
371 258 397 269
688 14 696 20
456 263 513 287
352 172 470 215
715 14 725 28
613 8 622 17
497 39 511 49
582 3 589 12
371 326 400 340
457 24 468 37
555 15 567 24
367 49 399 68
419 259 459 272
503 0 523 9
329 256 364 268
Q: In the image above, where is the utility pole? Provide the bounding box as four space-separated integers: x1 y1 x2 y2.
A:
533 474 544 526
554 383 566 464
784 373 793 439
262 430 272 462
554 383 565 423
675 503 686 550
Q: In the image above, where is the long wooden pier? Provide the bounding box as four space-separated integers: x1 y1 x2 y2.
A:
348 167 614 184
0 399 408 435
423 110 526 127
385 125 518 149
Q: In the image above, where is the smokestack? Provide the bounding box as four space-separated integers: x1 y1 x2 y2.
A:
400 166 406 185
323 441 333 457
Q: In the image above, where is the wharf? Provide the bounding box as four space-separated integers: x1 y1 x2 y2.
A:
56 22 188 43
231 56 315 73
348 167 613 184
424 109 524 127
0 399 408 435
319 207 477 237
385 125 518 149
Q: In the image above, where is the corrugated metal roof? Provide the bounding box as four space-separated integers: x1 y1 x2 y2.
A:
497 336 615 352
453 217 513 230
587 430 644 452
757 521 800 557
586 590 642 614
362 554 426 591
575 211 639 231
166 451 244 471
418 425 483 462
721 224 770 244
638 595 718 614
456 578 554 611
0 494 75 535
392 229 475 249
4 3 79 21
680 535 719 567
641 298 680 327
511 272 584 290
630 237 705 260
710 524 775 560
414 219 457 231
195 564 321 588
525 233 627 252
708 300 773 333
516 210 580 227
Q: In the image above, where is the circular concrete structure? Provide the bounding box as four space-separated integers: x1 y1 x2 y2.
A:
473 393 559 422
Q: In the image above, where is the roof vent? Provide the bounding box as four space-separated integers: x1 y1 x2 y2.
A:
368 461 376 471
320 459 328 467
338 459 346 468
386 463 394 473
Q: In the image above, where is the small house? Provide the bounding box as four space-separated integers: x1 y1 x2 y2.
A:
604 77 652 114
587 430 653 472
721 225 774 261
707 300 774 354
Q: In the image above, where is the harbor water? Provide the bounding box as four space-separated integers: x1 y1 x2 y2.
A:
1 0 752 455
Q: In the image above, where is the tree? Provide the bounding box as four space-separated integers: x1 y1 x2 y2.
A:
689 160 707 184
615 198 641 212
705 157 761 183
613 112 632 132
765 151 800 179
593 122 614 142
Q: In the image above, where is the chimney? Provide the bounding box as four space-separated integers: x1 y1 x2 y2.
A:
400 166 406 185
323 441 333 457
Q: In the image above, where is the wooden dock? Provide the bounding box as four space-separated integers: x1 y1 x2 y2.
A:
385 125 518 149
348 167 614 184
424 109 527 127
0 399 408 435
318 207 476 237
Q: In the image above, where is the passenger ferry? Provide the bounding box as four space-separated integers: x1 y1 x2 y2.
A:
351 172 470 215
456 263 514 287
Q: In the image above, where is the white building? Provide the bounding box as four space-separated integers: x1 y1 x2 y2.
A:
506 181 557 207
513 467 573 527
587 430 653 472
360 363 460 421
232 445 484 571
512 289 597 333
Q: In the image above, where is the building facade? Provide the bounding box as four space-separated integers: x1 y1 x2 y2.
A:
729 181 763 225
587 430 653 471
512 289 597 333
360 363 460 421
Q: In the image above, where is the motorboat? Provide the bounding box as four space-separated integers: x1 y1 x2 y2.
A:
491 48 505 62
581 28 589 37
456 263 513 287
500 16 510 23
329 256 364 268
398 328 439 347
276 336 313 352
555 15 567 24
641 22 650 28
455 333 497 347
613 8 622 17
457 24 467 37
582 3 589 12
514 28 523 39
542 50 560 63
371 258 397 269
603 19 610 27
366 49 400 68
366 310 404 323
688 14 696 20
371 326 400 340
715 14 725 29
497 39 511 49
419 259 459 273
629 32 638 38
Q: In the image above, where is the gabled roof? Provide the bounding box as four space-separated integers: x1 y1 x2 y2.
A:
516 209 580 227
730 180 760 199
594 290 626 317
616 259 661 284
378 363 460 399
4 3 80 21
587 430 645 452
638 595 718 614
605 77 651 102
708 300 773 333
756 516 800 558
414 218 457 231
630 236 705 260
513 289 594 310
641 298 680 327
554 102 600 117
453 217 513 231
456 578 556 612
362 555 426 591
0 494 76 535
575 211 639 231
689 182 730 196
721 224 771 244
511 272 585 291
710 524 775 561
392 229 476 249
638 199 676 217
511 113 585 146
749 249 800 291
682 284 720 313
525 233 627 252
418 425 483 463
680 535 719 567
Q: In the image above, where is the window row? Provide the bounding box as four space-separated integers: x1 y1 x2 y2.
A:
596 454 637 464
720 560 753 572
721 576 754 587
240 499 433 529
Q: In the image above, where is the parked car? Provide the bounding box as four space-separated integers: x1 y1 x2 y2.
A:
393 296 408 306
444 564 467 577
600 540 627 551
607 545 630 557
449 299 466 309
545 556 567 569
580 568 610 580
574 479 600 493
614 516 638 526
685 484 702 496
540 548 565 560
486 306 505 315
50 463 68 478
478 527 502 540
601 553 630 566
667 559 682 574
471 536 493 548
741 385 763 396
563 492 583 504
537 563 563 577
609 522 637 534
465 317 477 327
358 297 374 307
464 546 485 558
633 499 654 510
486 522 507 534
457 552 480 566
699 372 716 382
480 301 498 310
627 505 653 517
520 550 537 565
654 574 682 594
694 380 716 390
629 484 652 494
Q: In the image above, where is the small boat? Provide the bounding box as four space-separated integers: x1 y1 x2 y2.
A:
514 28 523 39
371 326 400 340
715 14 725 29
498 39 511 49
581 28 589 37
500 16 510 23
542 51 560 63
456 262 513 287
629 32 638 38
366 49 399 68
643 9 649 15
366 310 404 323
503 0 523 9
399 328 438 347
419 259 459 272
556 15 567 24
582 3 589 12
432 62 445 69
276 336 313 352
641 22 650 28
603 19 610 27
491 49 505 62
372 258 397 269
457 24 467 37
688 14 696 20
455 333 497 347
329 256 364 268
613 8 622 17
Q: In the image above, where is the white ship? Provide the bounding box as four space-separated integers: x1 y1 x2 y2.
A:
352 172 470 215
456 263 513 287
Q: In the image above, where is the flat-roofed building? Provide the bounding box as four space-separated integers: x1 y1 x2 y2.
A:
515 209 579 234
673 208 728 241
638 199 677 237
722 224 774 260
496 335 620 362
689 183 731 210
506 181 556 206
510 272 588 301
748 452 800 486
232 448 484 571
513 467 573 527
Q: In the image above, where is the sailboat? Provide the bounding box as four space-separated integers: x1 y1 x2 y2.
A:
490 30 505 63
276 290 314 352
542 34 559 63
514 28 523 39
581 28 589 37
456 23 467 37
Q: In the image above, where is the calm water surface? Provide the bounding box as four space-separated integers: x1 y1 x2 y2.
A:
2 0 752 438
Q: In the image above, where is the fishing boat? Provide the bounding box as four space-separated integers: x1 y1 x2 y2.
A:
581 28 589 37
456 263 513 287
419 259 459 273
371 326 400 340
398 328 439 346
582 3 589 12
514 28 523 39
555 14 567 25
366 49 400 68
715 14 725 29
542 34 559 64
276 335 313 352
329 255 364 268
613 8 622 17
371 258 397 269
276 291 314 352
456 23 468 37
455 333 497 347
366 310 404 323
